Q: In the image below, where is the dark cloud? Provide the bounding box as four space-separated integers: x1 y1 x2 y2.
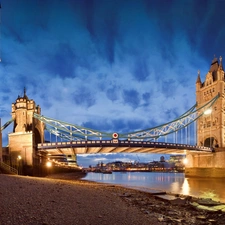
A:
122 89 140 109
133 59 149 81
106 85 119 102
142 92 150 103
81 0 95 37
161 79 177 97
72 88 96 108
44 43 76 78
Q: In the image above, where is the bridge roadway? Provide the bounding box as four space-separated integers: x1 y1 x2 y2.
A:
37 140 212 155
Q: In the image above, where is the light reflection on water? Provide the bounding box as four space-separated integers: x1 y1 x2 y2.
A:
82 172 225 203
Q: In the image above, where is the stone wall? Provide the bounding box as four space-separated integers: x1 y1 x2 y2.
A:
185 151 225 177
8 132 33 166
185 167 225 178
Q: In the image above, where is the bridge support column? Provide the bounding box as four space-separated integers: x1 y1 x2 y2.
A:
185 150 225 178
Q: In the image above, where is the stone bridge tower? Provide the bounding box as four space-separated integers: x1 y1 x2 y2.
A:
8 89 45 173
196 56 225 148
185 56 225 178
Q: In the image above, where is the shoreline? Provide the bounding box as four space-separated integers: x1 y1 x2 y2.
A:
81 170 225 204
1 172 225 224
47 172 225 211
48 171 225 205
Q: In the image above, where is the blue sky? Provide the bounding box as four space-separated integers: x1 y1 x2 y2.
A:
1 0 225 167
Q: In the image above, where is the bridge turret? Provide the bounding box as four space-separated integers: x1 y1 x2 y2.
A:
8 90 45 175
217 56 225 81
196 70 202 104
12 89 35 132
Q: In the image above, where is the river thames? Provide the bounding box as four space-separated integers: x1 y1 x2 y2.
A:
82 172 225 203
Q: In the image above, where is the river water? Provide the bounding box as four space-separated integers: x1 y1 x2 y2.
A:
82 172 225 203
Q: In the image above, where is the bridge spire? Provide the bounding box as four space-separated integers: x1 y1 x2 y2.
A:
23 87 28 100
196 70 201 84
219 56 223 70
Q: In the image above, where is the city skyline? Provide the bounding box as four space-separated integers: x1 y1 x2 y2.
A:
1 0 225 166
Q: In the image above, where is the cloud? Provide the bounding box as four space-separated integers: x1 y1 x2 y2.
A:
1 0 225 155
122 89 140 109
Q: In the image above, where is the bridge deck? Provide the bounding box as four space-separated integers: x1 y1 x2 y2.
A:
37 140 212 155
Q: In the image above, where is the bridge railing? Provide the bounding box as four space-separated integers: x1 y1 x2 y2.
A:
0 161 18 175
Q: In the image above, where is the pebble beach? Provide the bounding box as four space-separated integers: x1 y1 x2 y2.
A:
1 173 225 225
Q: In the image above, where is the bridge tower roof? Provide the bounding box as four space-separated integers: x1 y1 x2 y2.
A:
16 87 30 101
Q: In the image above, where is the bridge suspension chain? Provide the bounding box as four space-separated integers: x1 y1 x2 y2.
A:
33 113 112 140
120 94 219 140
0 119 14 131
33 94 219 141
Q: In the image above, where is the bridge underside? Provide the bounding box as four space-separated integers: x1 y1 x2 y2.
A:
37 140 212 155
38 146 189 155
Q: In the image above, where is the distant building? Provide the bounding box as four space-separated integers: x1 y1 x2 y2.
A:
169 155 185 171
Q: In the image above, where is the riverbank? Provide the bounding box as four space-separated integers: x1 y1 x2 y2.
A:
1 173 225 225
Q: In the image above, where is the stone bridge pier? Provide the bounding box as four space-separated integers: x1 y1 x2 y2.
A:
185 150 225 177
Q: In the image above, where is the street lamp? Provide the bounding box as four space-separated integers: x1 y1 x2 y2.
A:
204 108 212 115
46 161 52 167
183 158 188 165
46 161 52 176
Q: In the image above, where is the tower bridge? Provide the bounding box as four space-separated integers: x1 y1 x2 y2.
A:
1 56 225 177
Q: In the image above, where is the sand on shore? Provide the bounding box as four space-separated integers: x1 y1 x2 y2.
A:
1 173 225 225
0 174 154 225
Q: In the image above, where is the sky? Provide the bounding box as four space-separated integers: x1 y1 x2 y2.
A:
1 0 225 167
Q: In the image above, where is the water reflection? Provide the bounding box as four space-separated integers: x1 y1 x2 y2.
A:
184 177 225 202
181 178 190 196
83 172 225 203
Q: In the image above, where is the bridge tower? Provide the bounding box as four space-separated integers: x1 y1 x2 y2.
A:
196 56 224 148
8 89 45 174
185 56 225 177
